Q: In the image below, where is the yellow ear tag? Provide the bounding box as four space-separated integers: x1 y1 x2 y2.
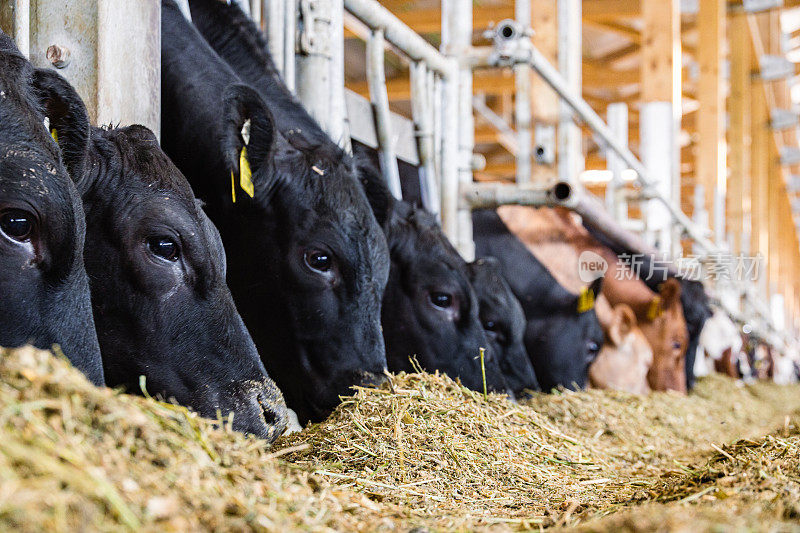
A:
646 296 663 321
51 128 58 144
239 146 254 198
577 286 595 314
230 171 237 203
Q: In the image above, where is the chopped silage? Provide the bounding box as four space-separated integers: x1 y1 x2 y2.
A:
2 345 800 531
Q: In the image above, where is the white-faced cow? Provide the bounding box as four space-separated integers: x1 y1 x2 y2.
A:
0 31 104 385
33 67 288 440
160 0 390 424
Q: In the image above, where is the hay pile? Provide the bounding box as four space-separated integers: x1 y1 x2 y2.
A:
2 345 800 531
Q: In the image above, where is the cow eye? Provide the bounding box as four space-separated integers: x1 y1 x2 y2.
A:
587 341 600 354
672 341 682 351
429 291 453 309
483 320 498 331
0 209 35 242
147 236 180 262
304 250 333 273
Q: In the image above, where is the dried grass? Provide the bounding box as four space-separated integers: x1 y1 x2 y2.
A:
2 345 800 531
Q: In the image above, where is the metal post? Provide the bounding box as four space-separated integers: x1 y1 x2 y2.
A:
329 0 349 150
557 0 582 184
283 0 295 91
14 0 30 58
514 0 532 185
442 0 474 260
606 103 628 221
410 61 440 214
366 28 402 199
27 0 160 136
296 0 333 133
250 0 262 27
640 101 674 251
265 0 285 78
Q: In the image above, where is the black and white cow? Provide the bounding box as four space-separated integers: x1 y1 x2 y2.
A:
0 31 104 385
161 0 390 424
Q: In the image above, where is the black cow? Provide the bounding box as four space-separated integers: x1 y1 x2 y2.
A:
34 68 288 440
467 257 539 396
472 209 604 391
0 32 104 385
161 0 390 424
184 1 507 394
677 278 712 389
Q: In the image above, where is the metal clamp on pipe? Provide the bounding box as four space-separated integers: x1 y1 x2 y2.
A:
481 19 533 68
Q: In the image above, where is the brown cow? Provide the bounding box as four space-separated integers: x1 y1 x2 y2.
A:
498 205 689 393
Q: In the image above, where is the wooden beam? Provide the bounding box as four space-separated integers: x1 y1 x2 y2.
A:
727 13 751 254
750 55 770 272
582 0 639 20
641 0 679 103
696 0 726 241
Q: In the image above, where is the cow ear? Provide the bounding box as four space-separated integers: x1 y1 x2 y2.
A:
31 68 90 184
610 304 636 345
658 277 682 310
222 84 277 201
353 153 395 227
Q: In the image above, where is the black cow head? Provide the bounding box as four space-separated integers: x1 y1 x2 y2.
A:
524 276 605 392
0 34 103 384
356 162 507 394
468 257 539 396
215 85 390 423
34 68 288 440
472 209 604 392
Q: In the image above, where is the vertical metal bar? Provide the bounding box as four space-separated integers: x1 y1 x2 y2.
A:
410 60 439 214
606 102 628 221
557 0 582 184
232 0 251 16
432 72 443 183
13 0 30 58
329 0 350 150
174 0 192 21
514 0 532 185
265 0 286 78
250 0 262 27
283 0 296 92
28 0 160 136
440 62 460 244
442 0 474 259
366 28 402 199
296 0 332 132
640 102 674 251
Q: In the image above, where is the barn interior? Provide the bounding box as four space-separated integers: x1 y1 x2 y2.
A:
2 0 800 530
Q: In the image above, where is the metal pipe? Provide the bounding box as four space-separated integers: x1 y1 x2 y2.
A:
557 0 582 184
366 28 402 199
440 60 460 243
472 95 518 153
250 0 262 27
461 182 551 209
410 61 440 214
514 0 532 185
296 0 332 132
265 0 286 78
343 0 451 75
329 0 349 150
283 0 296 92
470 44 717 254
13 0 29 58
442 0 474 259
605 102 628 221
